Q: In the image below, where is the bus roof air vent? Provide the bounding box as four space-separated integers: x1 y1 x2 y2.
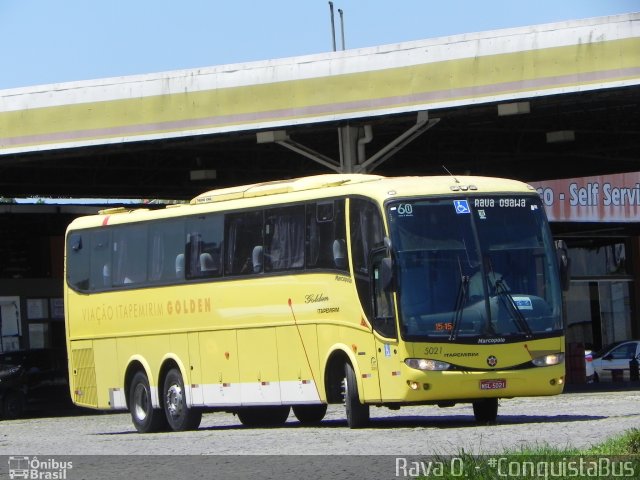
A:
190 174 383 204
98 207 131 215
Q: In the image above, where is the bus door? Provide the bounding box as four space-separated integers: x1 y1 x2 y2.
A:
370 249 405 401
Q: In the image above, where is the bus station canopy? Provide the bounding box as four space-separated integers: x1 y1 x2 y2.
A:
0 13 638 200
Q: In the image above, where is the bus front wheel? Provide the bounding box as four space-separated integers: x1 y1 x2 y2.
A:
163 368 202 431
129 371 168 433
343 362 369 428
472 398 498 424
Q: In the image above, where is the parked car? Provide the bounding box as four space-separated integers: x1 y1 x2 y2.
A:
0 348 70 419
585 340 640 382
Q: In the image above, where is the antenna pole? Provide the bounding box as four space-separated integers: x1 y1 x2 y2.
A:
329 2 337 52
338 8 345 50
442 165 460 183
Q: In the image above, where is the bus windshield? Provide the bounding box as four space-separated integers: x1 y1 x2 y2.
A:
387 195 562 343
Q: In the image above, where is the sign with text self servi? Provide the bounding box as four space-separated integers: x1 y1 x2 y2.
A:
530 172 640 223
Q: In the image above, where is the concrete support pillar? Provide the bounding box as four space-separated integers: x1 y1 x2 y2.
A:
337 125 359 173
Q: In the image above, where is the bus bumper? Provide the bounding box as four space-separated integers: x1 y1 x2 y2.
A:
393 364 565 403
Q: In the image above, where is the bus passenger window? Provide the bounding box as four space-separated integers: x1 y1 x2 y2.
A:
265 205 305 272
112 225 148 286
148 219 185 283
306 199 348 271
185 214 223 279
224 211 263 275
66 233 90 291
90 232 111 290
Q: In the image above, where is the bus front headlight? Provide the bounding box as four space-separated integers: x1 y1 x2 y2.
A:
405 358 451 371
532 353 564 367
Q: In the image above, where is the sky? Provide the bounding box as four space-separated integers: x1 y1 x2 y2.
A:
0 0 638 91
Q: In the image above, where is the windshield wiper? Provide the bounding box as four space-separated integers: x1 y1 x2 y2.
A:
449 274 469 341
494 279 533 338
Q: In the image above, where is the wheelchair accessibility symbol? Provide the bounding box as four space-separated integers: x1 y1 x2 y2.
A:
453 200 470 214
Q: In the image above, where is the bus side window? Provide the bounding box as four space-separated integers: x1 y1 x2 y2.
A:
90 231 111 291
224 211 263 275
185 214 224 279
148 219 185 283
67 233 90 291
112 225 148 286
147 219 184 282
148 232 163 282
265 205 305 272
350 199 384 273
350 198 385 320
306 199 348 271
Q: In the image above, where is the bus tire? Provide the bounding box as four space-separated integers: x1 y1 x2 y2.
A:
129 371 168 433
343 362 369 428
163 368 202 431
292 404 327 424
2 391 24 420
237 406 290 427
472 398 498 424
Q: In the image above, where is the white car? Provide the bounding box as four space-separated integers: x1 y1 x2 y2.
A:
586 340 640 382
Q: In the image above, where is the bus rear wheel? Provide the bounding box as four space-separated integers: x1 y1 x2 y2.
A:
129 371 168 433
163 368 202 431
292 404 327 424
343 362 369 428
237 406 290 427
472 398 498 424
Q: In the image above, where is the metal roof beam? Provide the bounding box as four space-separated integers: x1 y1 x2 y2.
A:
355 111 440 173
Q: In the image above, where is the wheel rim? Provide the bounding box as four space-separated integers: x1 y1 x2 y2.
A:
342 377 349 403
165 383 184 419
133 383 150 421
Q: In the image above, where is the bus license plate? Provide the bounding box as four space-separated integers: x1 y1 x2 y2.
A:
480 379 506 390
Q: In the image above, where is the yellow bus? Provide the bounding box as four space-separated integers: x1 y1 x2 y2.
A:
64 174 567 432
